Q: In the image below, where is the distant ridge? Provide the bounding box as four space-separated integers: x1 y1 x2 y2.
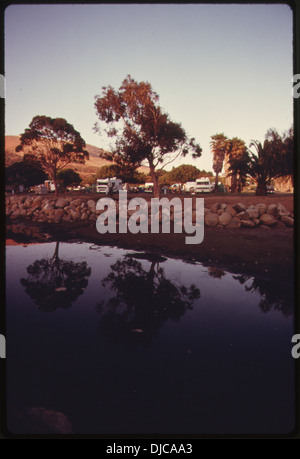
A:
5 135 149 178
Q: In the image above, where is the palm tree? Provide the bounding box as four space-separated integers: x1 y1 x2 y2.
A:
210 133 229 193
226 137 247 192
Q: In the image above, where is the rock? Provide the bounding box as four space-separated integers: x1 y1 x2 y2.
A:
255 203 267 216
260 213 277 226
233 202 246 212
87 199 96 210
218 212 232 226
55 198 69 208
54 208 65 218
70 210 81 221
70 198 84 207
220 203 227 211
11 210 21 219
210 203 220 213
32 196 43 206
241 220 255 228
80 212 88 221
236 211 249 220
204 208 210 215
266 204 277 216
277 203 290 217
226 205 237 217
227 217 241 228
281 215 294 227
252 218 260 226
246 205 259 219
204 212 219 227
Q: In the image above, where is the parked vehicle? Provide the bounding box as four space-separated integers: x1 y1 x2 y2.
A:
44 180 55 192
195 178 214 193
96 177 123 193
183 181 196 193
144 183 154 193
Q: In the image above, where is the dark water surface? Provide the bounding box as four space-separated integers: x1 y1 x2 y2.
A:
6 240 295 435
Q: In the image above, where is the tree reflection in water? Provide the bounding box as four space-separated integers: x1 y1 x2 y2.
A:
20 241 91 311
97 253 201 346
233 274 293 317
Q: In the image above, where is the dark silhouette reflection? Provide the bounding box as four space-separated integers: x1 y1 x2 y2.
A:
97 253 201 346
233 274 293 317
207 267 226 279
20 241 91 311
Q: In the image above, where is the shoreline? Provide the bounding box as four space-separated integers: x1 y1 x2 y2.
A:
6 219 294 283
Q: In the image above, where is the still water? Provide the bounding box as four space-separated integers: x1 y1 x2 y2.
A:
6 240 295 435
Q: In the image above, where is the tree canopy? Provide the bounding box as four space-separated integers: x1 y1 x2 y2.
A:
96 164 147 184
57 168 82 192
6 154 48 189
16 116 89 195
94 75 202 196
228 127 294 195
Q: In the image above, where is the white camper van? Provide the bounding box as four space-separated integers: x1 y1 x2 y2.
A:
96 177 123 193
195 178 214 193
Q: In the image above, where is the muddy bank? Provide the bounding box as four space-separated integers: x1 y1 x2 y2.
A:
6 220 294 285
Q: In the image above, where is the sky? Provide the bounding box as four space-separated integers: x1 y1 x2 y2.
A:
4 3 293 172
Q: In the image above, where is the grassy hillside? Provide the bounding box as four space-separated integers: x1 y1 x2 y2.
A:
5 135 149 179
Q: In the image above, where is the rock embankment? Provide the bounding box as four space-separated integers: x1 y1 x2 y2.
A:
5 195 294 228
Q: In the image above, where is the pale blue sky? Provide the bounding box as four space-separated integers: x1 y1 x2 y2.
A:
5 4 293 171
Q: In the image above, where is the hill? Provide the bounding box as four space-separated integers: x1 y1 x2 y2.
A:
5 135 149 179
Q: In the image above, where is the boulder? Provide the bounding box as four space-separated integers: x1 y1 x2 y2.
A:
277 203 290 217
236 211 249 220
266 204 277 216
227 217 241 228
87 199 96 210
55 198 69 208
260 213 277 226
281 216 294 227
233 202 246 212
226 205 237 217
246 205 259 219
80 212 88 221
241 220 255 228
210 203 221 213
70 210 81 221
255 203 267 216
70 198 84 207
204 212 219 227
218 212 232 226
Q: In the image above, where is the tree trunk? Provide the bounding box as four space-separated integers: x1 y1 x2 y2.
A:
214 172 219 193
256 179 267 196
149 163 160 198
53 170 58 198
231 174 237 193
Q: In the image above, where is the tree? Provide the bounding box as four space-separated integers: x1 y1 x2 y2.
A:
210 133 230 193
6 154 48 189
57 168 82 193
225 137 247 192
16 116 89 196
168 164 200 185
228 127 294 195
96 163 147 184
94 75 202 197
96 253 200 346
20 242 91 311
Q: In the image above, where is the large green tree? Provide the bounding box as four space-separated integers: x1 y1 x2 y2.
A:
94 75 202 197
6 154 48 189
57 168 82 193
96 164 147 184
16 116 89 196
226 137 248 192
229 127 294 195
167 164 200 185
